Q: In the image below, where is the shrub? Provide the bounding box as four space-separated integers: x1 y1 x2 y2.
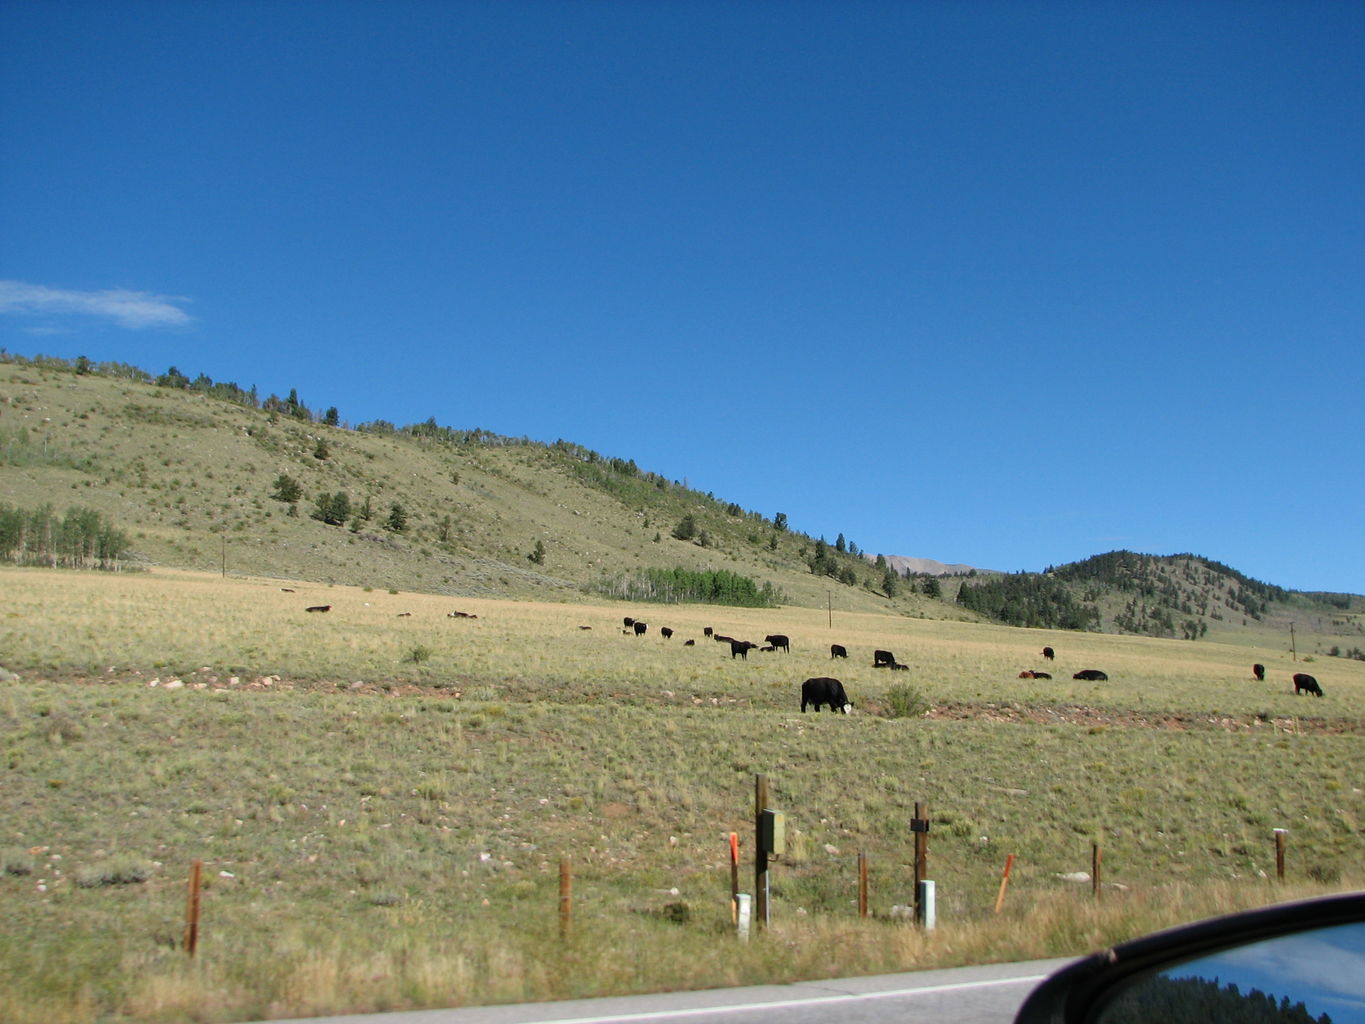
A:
75 857 152 888
884 684 930 719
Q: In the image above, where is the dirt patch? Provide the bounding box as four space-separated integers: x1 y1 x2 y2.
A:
926 701 1361 735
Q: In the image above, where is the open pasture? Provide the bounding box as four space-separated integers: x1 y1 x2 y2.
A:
1 566 1362 1023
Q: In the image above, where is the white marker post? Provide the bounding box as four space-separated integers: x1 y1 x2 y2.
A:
736 893 752 940
918 880 937 931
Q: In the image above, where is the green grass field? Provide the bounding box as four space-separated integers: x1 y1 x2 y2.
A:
2 566 1362 1023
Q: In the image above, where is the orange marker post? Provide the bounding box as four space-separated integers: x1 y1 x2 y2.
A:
729 832 740 923
994 854 1015 914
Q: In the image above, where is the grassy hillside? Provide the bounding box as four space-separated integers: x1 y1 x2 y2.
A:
3 353 1361 665
0 357 938 616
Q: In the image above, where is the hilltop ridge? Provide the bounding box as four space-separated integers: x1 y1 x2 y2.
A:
2 352 1361 655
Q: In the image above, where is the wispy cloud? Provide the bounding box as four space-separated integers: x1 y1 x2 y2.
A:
0 280 193 329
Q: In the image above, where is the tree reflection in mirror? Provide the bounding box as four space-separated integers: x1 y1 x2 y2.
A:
1097 922 1365 1024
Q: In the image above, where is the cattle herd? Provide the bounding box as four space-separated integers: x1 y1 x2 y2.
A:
294 601 1330 706
612 626 1331 705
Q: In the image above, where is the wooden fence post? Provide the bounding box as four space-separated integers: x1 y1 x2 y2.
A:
858 850 869 919
911 802 930 926
559 858 572 939
1275 829 1287 882
754 774 769 930
184 859 203 956
1091 842 1103 900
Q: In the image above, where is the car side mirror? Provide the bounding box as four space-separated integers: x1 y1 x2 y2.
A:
1014 891 1365 1024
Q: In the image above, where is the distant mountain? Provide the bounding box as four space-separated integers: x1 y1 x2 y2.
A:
878 554 986 577
956 550 1362 645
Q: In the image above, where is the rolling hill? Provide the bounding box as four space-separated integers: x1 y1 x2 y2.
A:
2 352 1361 656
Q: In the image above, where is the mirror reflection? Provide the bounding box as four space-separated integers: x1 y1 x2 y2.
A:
1097 922 1365 1024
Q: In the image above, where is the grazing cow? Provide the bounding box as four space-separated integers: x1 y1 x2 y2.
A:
1042 646 1055 661
624 617 635 629
1252 663 1266 681
873 649 898 668
703 627 714 637
830 643 848 659
305 605 331 613
1073 669 1108 681
764 634 791 653
683 639 695 646
633 621 648 636
661 627 674 639
1293 672 1323 697
801 677 852 713
730 639 759 660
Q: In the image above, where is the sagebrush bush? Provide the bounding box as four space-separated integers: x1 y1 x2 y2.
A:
884 683 930 719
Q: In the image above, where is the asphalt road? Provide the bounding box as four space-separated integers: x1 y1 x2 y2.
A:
266 958 1075 1024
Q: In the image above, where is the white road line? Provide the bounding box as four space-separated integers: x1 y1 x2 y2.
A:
508 973 1051 1024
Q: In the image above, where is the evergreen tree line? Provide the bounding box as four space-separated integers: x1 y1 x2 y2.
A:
957 573 1101 631
1101 973 1332 1024
0 503 131 570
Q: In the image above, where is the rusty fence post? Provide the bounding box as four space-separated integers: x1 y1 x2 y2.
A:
184 859 203 956
1275 829 1287 882
858 850 869 919
559 858 572 939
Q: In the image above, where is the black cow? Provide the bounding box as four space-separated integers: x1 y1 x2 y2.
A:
1042 646 1055 661
624 617 635 628
873 649 898 668
1253 663 1266 681
1293 672 1323 697
830 644 848 659
661 627 673 639
1073 669 1108 681
730 639 759 660
703 627 714 637
801 677 852 713
713 634 735 645
305 605 331 613
764 634 790 653
633 621 648 636
683 639 695 646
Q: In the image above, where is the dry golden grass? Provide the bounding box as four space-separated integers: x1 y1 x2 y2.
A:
1 565 1361 1023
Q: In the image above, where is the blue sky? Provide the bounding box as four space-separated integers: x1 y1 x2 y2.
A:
3 1 1362 594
